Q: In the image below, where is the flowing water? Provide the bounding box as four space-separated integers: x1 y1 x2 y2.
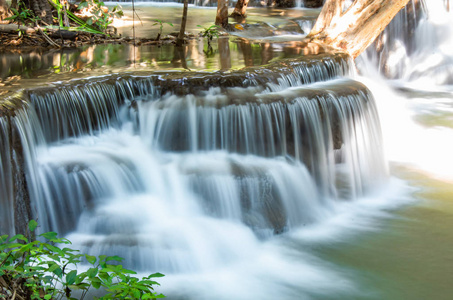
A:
1 2 453 299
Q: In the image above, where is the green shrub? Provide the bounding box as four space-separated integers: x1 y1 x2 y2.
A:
0 220 165 300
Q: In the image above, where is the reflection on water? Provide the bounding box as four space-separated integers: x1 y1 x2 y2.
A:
0 6 323 96
0 39 326 96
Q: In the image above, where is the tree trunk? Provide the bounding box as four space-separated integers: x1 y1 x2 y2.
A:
0 0 8 22
307 0 411 58
231 0 249 18
176 0 188 46
215 0 229 28
23 0 53 25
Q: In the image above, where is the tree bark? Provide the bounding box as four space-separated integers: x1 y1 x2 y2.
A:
0 0 8 22
176 0 188 46
307 0 411 58
23 0 53 25
215 0 229 28
231 0 249 18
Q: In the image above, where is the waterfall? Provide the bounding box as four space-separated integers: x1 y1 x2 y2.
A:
0 53 385 277
358 0 453 87
0 45 390 299
0 100 45 236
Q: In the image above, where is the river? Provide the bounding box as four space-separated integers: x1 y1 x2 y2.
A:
0 2 452 300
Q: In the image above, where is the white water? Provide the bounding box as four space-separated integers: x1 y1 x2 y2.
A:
2 1 452 299
358 0 453 180
20 64 391 300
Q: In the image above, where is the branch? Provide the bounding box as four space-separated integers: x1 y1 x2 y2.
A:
307 0 411 58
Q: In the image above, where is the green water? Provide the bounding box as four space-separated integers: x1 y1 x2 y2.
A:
320 166 453 299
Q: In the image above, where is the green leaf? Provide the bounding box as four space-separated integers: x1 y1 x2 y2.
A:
44 244 64 255
51 266 63 277
133 289 140 298
44 294 52 300
86 255 96 265
8 234 28 243
39 231 58 241
99 271 110 282
71 282 90 289
28 220 38 232
2 242 23 249
140 280 160 286
90 277 102 289
66 270 77 285
105 255 124 262
147 272 165 278
87 267 98 278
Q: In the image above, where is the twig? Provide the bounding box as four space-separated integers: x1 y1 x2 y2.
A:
132 0 135 44
36 25 60 48
132 0 136 66
134 10 143 26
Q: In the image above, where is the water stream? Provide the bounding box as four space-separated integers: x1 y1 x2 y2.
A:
1 2 453 299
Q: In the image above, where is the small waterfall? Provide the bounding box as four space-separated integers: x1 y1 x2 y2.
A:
2 54 385 271
0 100 45 236
0 116 14 235
1 51 387 298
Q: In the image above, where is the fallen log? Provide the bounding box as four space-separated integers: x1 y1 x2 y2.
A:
0 24 36 34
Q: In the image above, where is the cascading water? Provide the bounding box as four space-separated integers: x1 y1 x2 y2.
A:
0 46 390 298
359 0 453 87
1 0 452 298
357 0 453 180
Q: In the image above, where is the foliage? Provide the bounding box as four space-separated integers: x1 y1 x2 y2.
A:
4 1 39 26
0 220 165 300
152 19 173 41
77 0 124 33
197 24 220 47
45 0 105 35
5 0 122 35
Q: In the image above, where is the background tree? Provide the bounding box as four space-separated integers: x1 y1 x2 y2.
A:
231 0 249 19
0 0 8 22
176 0 188 46
23 0 53 24
215 0 229 28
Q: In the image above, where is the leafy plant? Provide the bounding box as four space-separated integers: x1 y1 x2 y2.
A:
152 19 173 41
4 1 39 26
197 24 220 48
0 220 165 300
77 0 123 33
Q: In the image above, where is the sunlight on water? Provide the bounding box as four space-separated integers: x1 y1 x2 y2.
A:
360 76 453 182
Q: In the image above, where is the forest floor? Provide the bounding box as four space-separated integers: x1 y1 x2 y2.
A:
0 28 184 51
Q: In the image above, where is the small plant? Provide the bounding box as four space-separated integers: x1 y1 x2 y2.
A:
197 24 220 48
0 220 165 299
152 19 173 41
77 0 124 33
4 1 40 26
